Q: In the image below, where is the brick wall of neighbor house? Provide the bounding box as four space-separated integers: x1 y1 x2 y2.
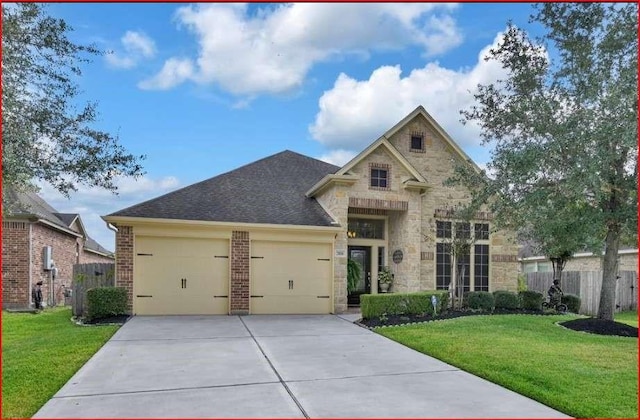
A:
115 225 134 313
81 250 114 264
386 114 519 292
230 231 250 315
2 221 31 308
31 223 80 307
542 251 638 273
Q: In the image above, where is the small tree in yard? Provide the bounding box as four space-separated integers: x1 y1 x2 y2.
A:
2 3 144 204
426 206 479 310
453 3 637 320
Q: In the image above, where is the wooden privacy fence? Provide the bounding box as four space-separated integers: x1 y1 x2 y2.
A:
525 271 638 316
72 263 115 317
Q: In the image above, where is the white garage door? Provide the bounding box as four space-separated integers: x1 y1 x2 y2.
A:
134 236 229 315
250 241 332 314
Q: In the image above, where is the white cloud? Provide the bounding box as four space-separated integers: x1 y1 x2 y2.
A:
317 149 357 167
138 58 194 90
140 3 462 95
309 32 508 151
37 175 181 252
106 30 157 69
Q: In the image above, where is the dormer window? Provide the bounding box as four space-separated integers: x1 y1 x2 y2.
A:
410 132 425 152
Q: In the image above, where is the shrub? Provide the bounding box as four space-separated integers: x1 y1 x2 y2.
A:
493 290 519 310
519 290 543 311
360 291 448 319
517 274 528 292
561 294 581 313
86 287 128 322
466 291 494 312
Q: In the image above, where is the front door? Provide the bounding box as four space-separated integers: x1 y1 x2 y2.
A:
348 246 371 306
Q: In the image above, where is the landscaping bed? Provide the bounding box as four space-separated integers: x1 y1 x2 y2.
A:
360 309 638 337
82 314 131 325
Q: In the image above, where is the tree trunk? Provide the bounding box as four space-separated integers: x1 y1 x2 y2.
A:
597 226 620 320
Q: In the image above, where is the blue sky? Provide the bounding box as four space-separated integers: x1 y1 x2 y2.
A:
38 2 547 251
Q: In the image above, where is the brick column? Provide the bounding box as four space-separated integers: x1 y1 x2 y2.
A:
230 231 250 315
2 221 30 309
115 225 134 313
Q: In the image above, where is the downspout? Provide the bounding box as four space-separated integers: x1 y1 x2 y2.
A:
106 222 118 234
106 222 118 287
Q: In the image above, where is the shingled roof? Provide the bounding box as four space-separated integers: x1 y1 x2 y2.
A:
108 150 341 227
3 189 78 233
4 188 114 254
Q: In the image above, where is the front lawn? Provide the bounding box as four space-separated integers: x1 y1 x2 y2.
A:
615 310 638 327
1 307 120 418
377 314 637 418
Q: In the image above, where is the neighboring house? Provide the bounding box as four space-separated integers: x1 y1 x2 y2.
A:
520 247 638 274
104 106 520 316
2 190 114 309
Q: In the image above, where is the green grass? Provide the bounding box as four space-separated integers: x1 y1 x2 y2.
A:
615 310 638 327
1 307 119 418
377 314 637 418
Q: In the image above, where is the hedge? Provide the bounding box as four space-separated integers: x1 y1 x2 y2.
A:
360 291 449 319
467 291 494 312
493 290 520 310
86 287 128 322
519 290 543 311
561 294 581 313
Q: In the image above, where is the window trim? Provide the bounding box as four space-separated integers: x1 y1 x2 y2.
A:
410 131 426 153
369 163 391 191
435 220 491 292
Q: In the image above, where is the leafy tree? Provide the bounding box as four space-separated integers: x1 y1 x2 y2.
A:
2 3 144 203
454 3 637 320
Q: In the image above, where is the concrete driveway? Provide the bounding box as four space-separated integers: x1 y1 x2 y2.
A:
35 314 570 418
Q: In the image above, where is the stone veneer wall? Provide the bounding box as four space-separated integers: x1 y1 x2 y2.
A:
315 185 349 313
230 231 250 315
387 114 520 292
115 225 134 313
347 147 423 293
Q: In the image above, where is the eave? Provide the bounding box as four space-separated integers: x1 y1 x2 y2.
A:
305 174 359 198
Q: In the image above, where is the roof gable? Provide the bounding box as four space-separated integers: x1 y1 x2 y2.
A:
336 137 427 182
107 150 340 227
3 189 79 235
385 105 481 172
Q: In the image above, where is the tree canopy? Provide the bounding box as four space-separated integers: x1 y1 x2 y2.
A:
2 3 144 201
453 3 637 320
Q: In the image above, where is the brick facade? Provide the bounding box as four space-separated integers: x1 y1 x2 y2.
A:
2 218 114 309
115 225 134 313
230 231 250 315
2 222 30 308
30 223 79 307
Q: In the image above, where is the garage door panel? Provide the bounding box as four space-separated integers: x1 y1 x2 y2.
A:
251 241 332 314
134 237 229 315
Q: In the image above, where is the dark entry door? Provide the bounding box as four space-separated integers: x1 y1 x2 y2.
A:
348 246 371 306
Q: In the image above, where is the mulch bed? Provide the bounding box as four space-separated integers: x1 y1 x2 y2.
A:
82 315 131 325
560 318 638 337
359 309 638 338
